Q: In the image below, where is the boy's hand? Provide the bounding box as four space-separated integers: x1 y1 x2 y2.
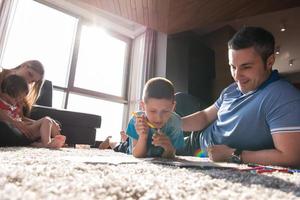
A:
152 132 175 158
152 132 173 151
134 114 149 138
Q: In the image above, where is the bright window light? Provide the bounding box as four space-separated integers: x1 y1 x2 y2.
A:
0 0 131 142
0 0 78 87
74 25 127 96
52 89 65 109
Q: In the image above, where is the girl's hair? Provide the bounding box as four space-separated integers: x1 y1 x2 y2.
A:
142 77 175 102
0 60 44 116
1 75 29 98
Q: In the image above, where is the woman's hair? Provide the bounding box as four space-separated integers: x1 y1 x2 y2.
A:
1 75 29 98
19 60 44 114
0 60 44 116
228 26 275 65
142 77 175 102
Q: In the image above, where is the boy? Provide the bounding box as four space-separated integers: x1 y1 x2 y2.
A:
127 77 184 158
0 75 65 148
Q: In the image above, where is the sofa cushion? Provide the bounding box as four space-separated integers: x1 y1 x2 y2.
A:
30 105 101 128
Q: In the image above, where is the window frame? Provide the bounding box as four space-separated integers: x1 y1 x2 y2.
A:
33 0 132 109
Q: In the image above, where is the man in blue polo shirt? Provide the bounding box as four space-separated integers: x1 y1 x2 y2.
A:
178 27 300 167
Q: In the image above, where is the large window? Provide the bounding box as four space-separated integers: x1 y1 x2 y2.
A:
0 0 131 141
74 25 128 97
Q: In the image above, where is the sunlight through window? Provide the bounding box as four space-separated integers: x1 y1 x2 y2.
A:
74 25 127 96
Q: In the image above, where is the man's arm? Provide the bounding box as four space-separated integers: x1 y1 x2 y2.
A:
181 104 218 132
242 132 300 167
208 132 300 168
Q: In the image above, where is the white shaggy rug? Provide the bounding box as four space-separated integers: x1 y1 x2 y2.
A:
0 147 300 200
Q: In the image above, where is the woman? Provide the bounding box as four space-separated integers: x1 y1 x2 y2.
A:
0 60 58 146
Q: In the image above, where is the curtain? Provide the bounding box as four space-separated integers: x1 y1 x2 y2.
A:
141 28 156 86
0 0 15 60
125 28 157 124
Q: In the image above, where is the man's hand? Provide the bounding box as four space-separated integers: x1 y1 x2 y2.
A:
207 145 234 162
152 132 175 158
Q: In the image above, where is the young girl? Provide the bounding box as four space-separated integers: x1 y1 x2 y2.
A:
0 75 65 148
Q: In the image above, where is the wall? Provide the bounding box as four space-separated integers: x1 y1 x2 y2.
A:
154 26 235 103
166 33 190 93
165 32 215 104
198 26 235 100
282 72 300 83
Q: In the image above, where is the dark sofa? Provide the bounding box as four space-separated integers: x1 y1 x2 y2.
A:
30 80 101 146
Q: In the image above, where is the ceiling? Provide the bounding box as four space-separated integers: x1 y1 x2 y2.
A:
75 0 300 74
78 0 300 34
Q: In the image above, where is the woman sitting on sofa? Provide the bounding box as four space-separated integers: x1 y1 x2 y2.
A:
0 60 60 146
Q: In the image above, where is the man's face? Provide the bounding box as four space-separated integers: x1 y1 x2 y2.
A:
228 47 274 93
141 98 175 129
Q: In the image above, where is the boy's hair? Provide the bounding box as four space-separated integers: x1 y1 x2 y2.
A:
228 26 275 65
1 75 29 98
142 77 175 102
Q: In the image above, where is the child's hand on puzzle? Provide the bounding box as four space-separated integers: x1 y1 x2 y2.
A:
152 131 173 151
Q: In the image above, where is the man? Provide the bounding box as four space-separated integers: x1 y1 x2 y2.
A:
179 27 300 167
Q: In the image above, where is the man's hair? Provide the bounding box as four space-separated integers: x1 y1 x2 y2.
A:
142 77 175 102
228 26 275 64
1 75 29 98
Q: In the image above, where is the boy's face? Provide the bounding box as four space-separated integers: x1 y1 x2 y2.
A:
141 98 175 129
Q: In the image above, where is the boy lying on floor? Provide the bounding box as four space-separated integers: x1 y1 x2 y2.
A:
99 77 184 158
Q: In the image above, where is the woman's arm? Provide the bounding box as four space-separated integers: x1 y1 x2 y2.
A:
0 109 34 139
182 104 218 132
22 116 35 123
0 109 15 123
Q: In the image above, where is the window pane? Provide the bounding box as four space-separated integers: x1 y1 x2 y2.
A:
0 0 78 87
52 89 65 109
67 93 124 142
74 25 127 96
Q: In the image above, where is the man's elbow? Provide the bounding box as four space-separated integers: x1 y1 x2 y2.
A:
289 155 300 168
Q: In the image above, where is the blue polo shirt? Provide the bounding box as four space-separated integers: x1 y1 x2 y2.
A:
200 70 300 153
126 111 184 157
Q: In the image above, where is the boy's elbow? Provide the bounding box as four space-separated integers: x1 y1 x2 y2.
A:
132 150 146 158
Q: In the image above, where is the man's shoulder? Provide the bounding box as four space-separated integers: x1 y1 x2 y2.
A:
266 79 300 96
222 82 238 93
